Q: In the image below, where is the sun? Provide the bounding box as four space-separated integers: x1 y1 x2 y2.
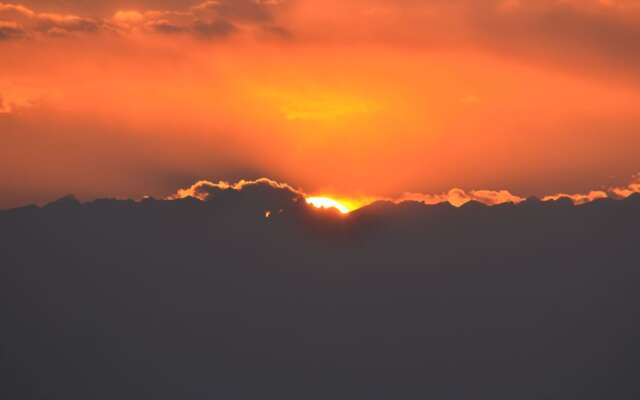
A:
305 196 351 214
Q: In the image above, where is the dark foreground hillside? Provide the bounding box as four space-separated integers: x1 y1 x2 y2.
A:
1 184 639 399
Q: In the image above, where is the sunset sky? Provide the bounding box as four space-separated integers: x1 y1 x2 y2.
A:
2 0 640 208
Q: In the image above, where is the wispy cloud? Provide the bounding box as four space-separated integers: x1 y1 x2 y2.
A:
0 1 289 40
169 174 640 213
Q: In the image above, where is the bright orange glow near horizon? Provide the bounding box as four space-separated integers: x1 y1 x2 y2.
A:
306 197 352 214
1 1 640 208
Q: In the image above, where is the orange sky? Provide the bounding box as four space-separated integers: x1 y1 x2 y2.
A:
1 0 640 208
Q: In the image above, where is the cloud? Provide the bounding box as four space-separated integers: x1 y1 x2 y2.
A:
474 0 640 71
145 19 187 34
169 174 640 214
280 0 640 81
0 2 101 37
2 0 639 75
192 18 237 38
611 174 640 199
0 1 287 40
0 2 33 18
170 178 306 213
537 175 640 205
36 13 100 33
191 0 278 23
400 176 640 209
172 178 302 200
176 174 640 214
168 174 640 214
111 0 288 39
0 19 24 39
112 10 146 25
542 191 608 205
399 188 525 208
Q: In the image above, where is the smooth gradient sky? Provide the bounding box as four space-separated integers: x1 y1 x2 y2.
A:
1 0 640 208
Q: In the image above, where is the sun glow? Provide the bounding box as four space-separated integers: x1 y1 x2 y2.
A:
305 196 351 214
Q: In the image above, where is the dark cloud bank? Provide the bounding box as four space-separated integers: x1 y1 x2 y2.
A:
1 180 640 399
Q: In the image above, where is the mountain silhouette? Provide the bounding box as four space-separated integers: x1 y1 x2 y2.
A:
1 184 639 399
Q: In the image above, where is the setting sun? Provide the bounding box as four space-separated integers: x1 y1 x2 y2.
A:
306 196 351 214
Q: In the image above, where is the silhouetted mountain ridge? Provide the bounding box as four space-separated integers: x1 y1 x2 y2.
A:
4 188 638 218
1 187 639 399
